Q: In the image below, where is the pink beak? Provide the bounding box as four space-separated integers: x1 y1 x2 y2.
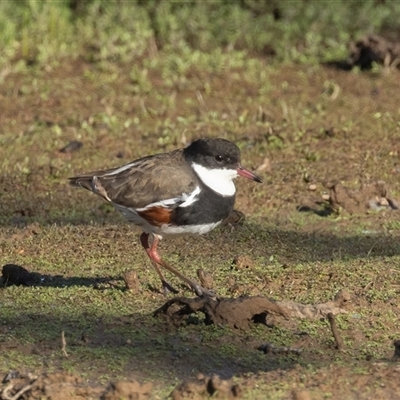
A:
237 165 262 183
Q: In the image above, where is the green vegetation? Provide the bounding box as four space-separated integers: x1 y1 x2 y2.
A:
1 0 400 70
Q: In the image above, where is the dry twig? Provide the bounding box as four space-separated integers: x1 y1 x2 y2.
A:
2 383 33 400
327 312 344 351
61 331 69 357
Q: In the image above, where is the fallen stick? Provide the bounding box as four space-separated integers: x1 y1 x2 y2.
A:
2 383 33 400
61 331 69 357
327 312 344 351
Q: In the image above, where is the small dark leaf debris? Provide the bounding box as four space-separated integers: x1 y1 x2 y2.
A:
2 370 20 383
59 140 83 153
393 339 400 359
258 342 302 356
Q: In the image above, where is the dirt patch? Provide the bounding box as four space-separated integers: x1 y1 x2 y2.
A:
328 180 399 214
220 210 245 227
299 180 399 215
1 33 400 398
289 362 400 400
196 269 214 290
291 389 312 400
232 255 255 270
154 291 349 329
0 371 241 400
0 372 152 400
102 380 152 400
154 295 288 329
1 372 102 400
122 269 141 293
171 374 241 400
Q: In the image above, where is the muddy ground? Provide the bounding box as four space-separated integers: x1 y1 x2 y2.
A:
1 49 400 399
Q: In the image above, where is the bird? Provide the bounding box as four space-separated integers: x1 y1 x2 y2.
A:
69 138 262 296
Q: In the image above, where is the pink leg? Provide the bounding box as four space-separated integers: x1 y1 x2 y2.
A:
140 232 215 297
140 232 178 294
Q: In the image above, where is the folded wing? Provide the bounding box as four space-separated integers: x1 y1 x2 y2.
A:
69 150 197 209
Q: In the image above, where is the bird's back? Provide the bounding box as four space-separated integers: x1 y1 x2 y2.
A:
69 149 198 209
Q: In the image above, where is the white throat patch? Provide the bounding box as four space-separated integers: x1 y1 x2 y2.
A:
192 163 237 197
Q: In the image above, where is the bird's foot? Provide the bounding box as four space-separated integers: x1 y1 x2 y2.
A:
190 282 217 298
161 280 179 295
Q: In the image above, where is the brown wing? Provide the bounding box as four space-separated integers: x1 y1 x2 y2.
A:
69 149 198 209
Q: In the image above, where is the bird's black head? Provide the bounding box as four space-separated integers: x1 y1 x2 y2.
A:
183 138 241 170
184 138 262 184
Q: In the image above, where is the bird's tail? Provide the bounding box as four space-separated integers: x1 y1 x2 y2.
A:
69 175 111 202
69 176 94 191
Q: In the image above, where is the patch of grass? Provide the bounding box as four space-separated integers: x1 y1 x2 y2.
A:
1 0 400 70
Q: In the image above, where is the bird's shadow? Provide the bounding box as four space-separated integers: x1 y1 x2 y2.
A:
1 265 124 290
0 263 191 294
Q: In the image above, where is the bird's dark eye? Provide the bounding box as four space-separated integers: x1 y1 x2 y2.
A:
215 155 224 163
